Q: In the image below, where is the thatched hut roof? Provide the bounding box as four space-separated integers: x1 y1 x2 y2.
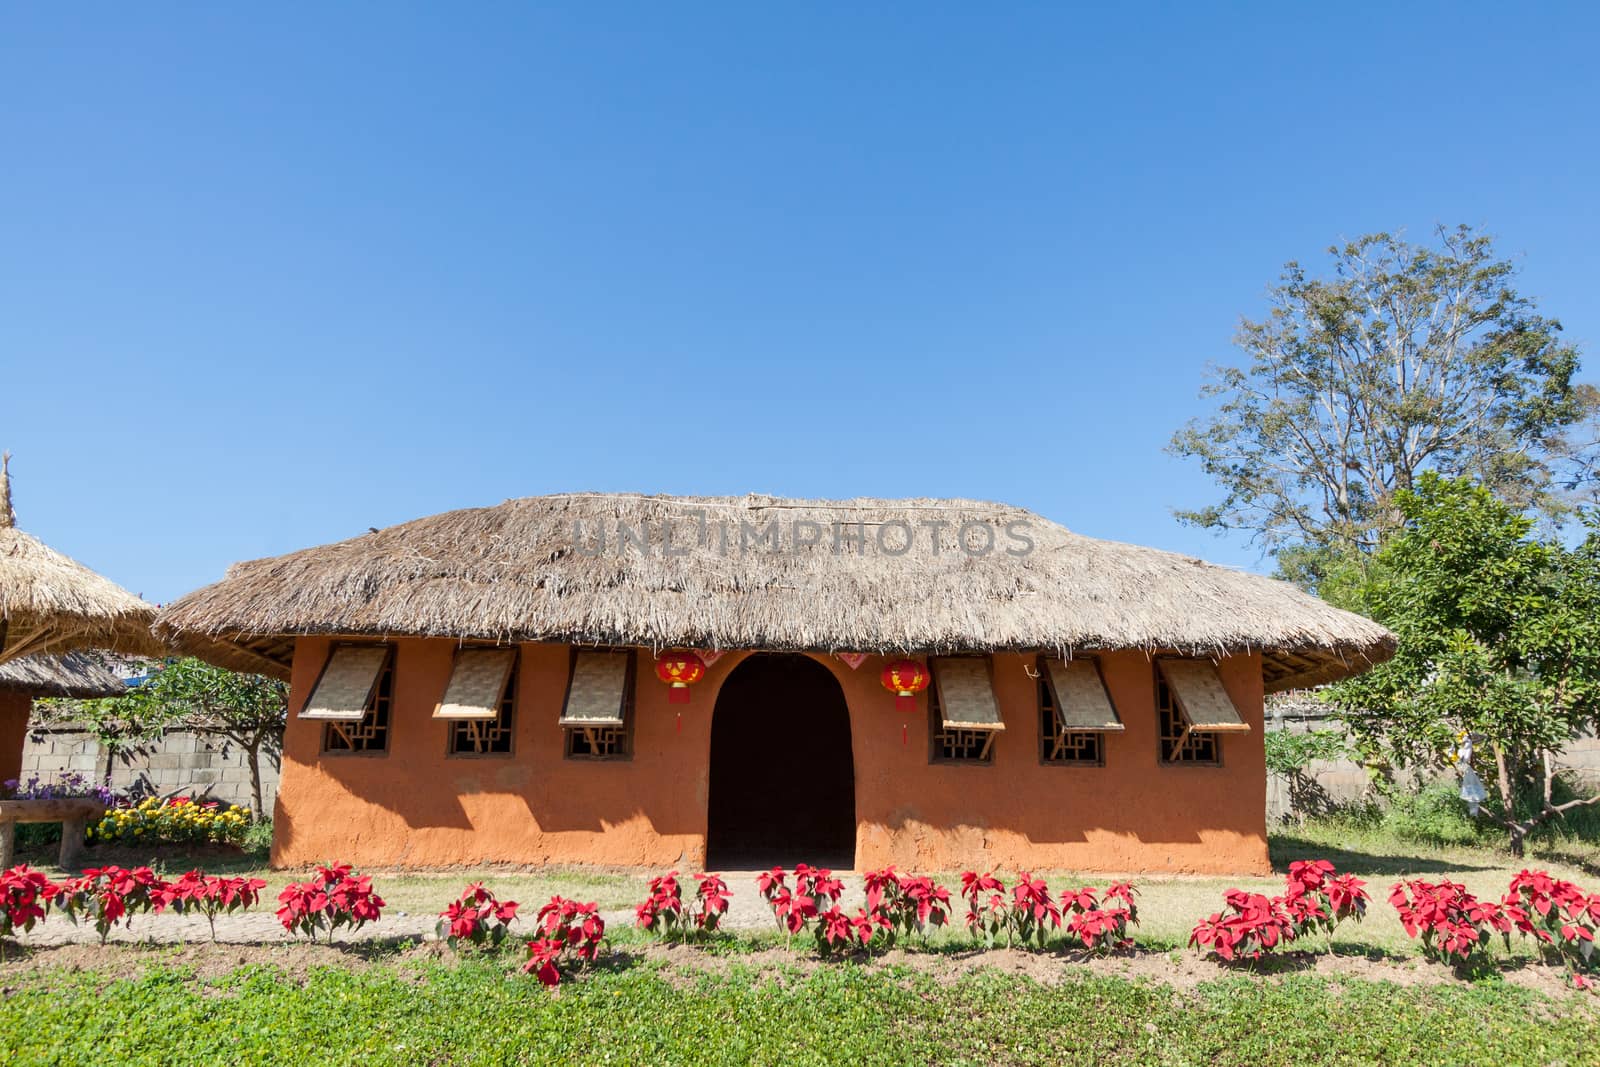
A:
0 453 164 664
155 494 1394 692
0 651 127 699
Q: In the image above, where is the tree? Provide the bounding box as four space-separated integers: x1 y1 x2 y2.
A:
36 657 287 821
140 659 287 821
1328 474 1600 855
1170 225 1595 569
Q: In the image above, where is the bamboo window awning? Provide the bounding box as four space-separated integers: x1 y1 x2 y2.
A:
560 651 630 726
299 645 390 721
1042 657 1123 733
433 648 516 720
1157 659 1250 762
931 657 1004 731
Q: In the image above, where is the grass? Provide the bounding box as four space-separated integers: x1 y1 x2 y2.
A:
7 816 1600 1062
1299 780 1600 874
1 955 1595 1065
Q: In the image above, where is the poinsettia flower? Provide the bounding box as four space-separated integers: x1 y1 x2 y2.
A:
756 868 787 900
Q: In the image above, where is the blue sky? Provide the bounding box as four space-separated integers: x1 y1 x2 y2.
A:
3 4 1597 605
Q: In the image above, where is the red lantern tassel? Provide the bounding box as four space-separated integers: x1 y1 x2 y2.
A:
894 693 914 712
669 687 690 705
676 711 682 733
902 723 908 747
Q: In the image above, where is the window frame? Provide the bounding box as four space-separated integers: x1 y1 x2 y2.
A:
1037 656 1105 767
1155 660 1222 766
928 657 998 766
319 643 395 757
561 647 636 762
446 647 519 759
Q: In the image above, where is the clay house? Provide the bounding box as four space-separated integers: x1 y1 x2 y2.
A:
154 494 1394 875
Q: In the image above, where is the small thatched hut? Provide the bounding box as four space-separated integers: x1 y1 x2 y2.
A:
0 652 126 784
0 454 161 665
156 493 1394 874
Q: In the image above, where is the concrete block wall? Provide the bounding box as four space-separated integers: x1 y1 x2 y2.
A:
1267 702 1600 823
18 727 280 814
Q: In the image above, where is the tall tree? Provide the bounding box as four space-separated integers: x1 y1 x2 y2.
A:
1329 474 1600 855
1170 225 1594 567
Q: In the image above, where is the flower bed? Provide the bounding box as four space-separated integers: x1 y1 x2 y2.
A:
3 857 1598 996
276 863 385 942
525 895 606 986
88 797 251 848
1 774 115 806
439 882 519 947
156 872 269 941
635 870 730 940
1190 860 1369 961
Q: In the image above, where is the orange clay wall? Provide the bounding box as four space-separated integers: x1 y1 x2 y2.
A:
271 639 1270 875
0 691 31 786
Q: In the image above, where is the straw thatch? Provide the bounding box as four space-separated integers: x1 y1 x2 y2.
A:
0 453 164 665
155 493 1395 692
0 651 127 699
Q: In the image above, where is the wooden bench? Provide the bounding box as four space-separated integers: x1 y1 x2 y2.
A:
0 798 106 869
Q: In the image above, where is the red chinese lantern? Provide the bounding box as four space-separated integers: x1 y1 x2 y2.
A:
655 650 707 704
880 658 929 712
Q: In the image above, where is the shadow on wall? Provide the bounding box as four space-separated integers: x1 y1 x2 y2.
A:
867 812 1215 848
293 762 714 837
269 797 295 866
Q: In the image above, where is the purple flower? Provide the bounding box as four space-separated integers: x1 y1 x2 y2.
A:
5 773 120 803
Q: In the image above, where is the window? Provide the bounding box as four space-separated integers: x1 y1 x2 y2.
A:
1038 664 1103 765
566 718 630 759
448 654 517 756
929 658 1000 764
321 647 394 754
1157 667 1218 764
561 650 634 761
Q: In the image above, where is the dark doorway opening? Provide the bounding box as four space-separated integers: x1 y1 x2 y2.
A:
707 653 856 870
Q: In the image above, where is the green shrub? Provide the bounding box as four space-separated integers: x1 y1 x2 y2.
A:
241 818 274 856
1379 783 1486 847
1264 729 1348 776
14 822 62 852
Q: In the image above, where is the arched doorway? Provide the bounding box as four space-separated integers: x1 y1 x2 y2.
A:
707 653 856 869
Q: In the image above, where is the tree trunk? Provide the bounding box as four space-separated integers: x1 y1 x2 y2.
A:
245 737 265 822
1491 742 1522 856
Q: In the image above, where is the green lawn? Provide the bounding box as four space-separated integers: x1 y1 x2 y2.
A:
2 955 1595 1066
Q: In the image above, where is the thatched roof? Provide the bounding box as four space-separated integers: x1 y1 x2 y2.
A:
0 651 127 699
155 493 1395 692
0 453 164 665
